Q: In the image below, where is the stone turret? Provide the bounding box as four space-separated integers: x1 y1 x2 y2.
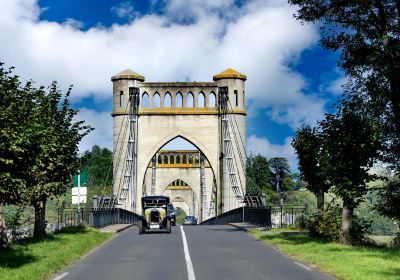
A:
213 68 247 110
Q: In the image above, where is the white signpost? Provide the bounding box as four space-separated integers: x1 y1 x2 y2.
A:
72 170 88 224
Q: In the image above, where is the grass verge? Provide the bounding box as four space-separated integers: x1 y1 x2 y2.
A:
0 226 112 280
249 228 400 280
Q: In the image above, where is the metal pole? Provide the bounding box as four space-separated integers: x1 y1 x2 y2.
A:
78 170 81 225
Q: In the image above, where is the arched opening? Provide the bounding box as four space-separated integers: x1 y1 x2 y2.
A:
187 92 194 107
209 92 216 107
157 155 162 164
142 93 149 108
176 92 183 107
154 93 161 108
198 92 205 107
164 92 172 107
163 154 168 164
176 155 181 164
169 154 175 164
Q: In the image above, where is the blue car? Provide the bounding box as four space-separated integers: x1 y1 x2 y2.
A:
183 216 197 225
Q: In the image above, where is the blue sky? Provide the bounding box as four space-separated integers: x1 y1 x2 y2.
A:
0 0 343 170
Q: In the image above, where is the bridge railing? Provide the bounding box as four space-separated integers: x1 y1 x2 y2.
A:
201 205 306 228
201 207 271 227
56 208 140 229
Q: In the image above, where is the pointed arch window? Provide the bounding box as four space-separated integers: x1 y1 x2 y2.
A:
154 93 161 108
187 92 194 107
183 155 187 164
164 92 172 107
158 155 162 164
176 92 183 107
176 155 181 164
188 155 193 164
198 92 205 107
163 155 168 164
142 93 149 108
170 154 175 164
209 92 216 107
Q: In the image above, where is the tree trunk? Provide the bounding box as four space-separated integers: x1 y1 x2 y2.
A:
339 204 353 245
0 204 9 250
33 199 46 238
316 188 325 217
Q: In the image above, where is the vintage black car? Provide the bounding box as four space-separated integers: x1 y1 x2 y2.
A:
138 195 172 234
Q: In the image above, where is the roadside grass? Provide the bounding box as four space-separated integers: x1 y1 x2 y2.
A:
0 225 112 280
249 228 400 280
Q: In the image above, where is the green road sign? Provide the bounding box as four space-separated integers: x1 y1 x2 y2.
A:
73 170 88 187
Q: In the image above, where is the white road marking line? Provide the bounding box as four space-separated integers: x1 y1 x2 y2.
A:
180 226 196 280
53 272 69 280
294 261 312 271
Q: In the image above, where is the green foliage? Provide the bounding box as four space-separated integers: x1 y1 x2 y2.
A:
80 145 113 187
175 207 187 224
4 206 24 241
0 226 111 280
357 200 397 236
250 229 400 280
375 178 400 224
321 108 382 210
306 202 342 242
280 191 317 210
246 154 272 195
304 202 371 244
289 0 400 169
0 63 92 238
292 125 330 196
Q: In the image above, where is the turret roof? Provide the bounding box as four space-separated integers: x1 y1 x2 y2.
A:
111 69 145 81
213 68 247 81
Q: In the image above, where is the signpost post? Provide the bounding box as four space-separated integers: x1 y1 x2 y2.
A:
72 170 88 225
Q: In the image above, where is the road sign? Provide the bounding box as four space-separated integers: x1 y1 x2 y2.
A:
72 195 87 204
72 187 87 196
73 170 88 187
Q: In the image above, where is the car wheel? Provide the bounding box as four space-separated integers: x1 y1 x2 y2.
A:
138 220 144 235
166 220 171 234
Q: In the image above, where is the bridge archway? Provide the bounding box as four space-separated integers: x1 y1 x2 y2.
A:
161 179 199 217
111 69 247 216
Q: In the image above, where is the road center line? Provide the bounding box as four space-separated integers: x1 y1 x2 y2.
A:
294 261 312 271
180 226 196 280
52 272 69 280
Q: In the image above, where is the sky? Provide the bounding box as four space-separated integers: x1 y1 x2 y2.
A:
0 0 343 170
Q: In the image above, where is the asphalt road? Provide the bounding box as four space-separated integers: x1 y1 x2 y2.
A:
54 225 334 280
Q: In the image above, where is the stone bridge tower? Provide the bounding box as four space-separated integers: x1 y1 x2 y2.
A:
111 68 247 220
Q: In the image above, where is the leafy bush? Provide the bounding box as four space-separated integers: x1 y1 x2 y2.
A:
4 206 24 241
303 202 370 243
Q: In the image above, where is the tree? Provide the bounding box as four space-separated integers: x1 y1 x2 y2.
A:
0 64 42 247
269 157 290 193
292 125 330 216
27 83 92 237
321 107 381 244
245 154 272 195
288 0 400 170
0 63 92 239
80 145 113 187
375 178 400 231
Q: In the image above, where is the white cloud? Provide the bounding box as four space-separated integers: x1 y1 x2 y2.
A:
247 135 298 171
76 109 113 153
111 2 138 20
0 0 328 142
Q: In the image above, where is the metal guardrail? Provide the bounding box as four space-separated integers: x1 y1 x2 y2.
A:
56 208 140 229
201 207 271 227
201 205 306 228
